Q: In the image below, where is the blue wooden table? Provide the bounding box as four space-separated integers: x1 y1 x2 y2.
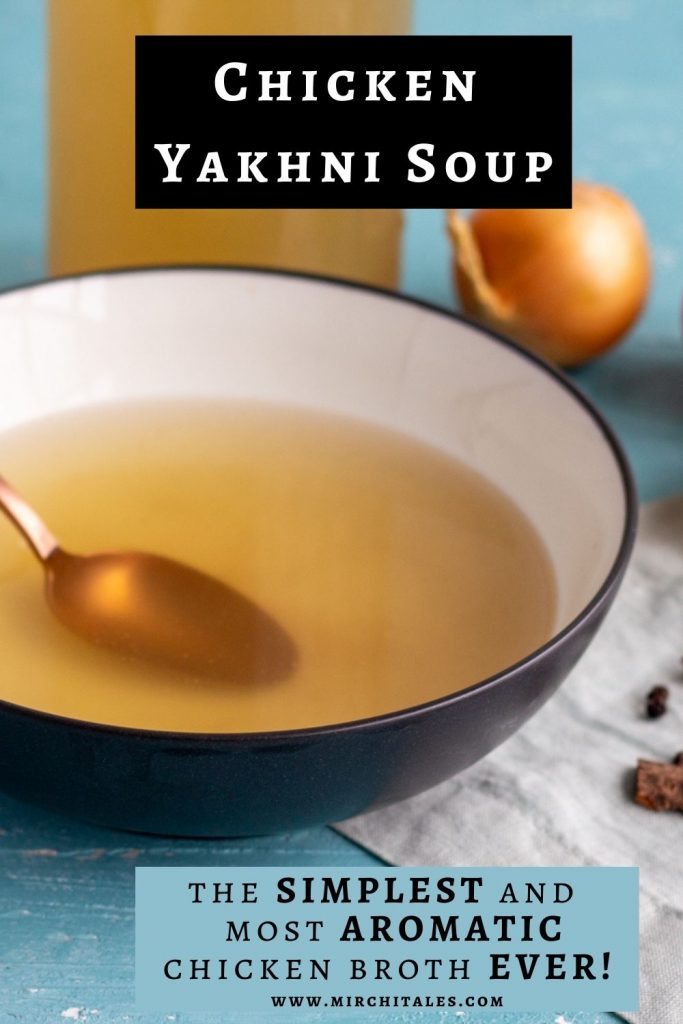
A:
0 2 681 1022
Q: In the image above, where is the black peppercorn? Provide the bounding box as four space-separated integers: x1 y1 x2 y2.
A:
645 685 669 719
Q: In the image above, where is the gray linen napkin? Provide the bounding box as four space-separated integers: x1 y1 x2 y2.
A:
337 497 683 1024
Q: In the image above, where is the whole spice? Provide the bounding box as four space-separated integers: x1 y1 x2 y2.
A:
645 685 669 719
635 759 683 812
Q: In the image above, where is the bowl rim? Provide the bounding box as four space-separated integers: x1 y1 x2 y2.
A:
0 263 639 742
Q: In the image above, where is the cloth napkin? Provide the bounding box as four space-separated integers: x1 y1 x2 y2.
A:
338 497 683 1024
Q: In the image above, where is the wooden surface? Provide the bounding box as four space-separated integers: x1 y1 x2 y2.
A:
0 793 618 1024
1 0 682 1021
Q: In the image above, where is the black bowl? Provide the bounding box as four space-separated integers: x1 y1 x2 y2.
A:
0 267 636 836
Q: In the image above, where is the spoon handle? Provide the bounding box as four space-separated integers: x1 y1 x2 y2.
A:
0 476 59 562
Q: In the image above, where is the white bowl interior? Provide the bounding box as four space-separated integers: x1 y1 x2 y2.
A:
0 269 628 636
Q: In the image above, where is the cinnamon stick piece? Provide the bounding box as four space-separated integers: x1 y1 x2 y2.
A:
635 759 683 812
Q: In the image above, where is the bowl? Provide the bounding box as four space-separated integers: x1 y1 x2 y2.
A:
0 267 636 836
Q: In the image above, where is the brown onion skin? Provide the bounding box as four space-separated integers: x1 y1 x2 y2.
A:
455 183 651 367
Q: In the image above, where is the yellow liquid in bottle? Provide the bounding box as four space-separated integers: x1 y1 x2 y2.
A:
48 1 411 285
0 401 556 733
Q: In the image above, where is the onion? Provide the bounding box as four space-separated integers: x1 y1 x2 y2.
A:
447 182 651 367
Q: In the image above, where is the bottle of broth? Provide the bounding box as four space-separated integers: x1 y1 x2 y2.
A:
48 0 412 286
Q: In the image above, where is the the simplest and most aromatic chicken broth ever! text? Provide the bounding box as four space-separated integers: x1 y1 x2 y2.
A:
0 401 556 732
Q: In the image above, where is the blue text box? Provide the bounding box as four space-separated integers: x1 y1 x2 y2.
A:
136 867 638 1013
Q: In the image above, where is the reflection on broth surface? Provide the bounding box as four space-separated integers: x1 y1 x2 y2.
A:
0 401 556 732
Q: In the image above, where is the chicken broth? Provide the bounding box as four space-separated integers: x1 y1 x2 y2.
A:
0 401 556 732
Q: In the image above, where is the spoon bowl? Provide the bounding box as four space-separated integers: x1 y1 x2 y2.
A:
45 549 296 682
0 476 295 684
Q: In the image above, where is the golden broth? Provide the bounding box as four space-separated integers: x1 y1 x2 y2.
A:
0 401 556 732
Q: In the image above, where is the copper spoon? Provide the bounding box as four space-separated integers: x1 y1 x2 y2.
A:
0 475 296 683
